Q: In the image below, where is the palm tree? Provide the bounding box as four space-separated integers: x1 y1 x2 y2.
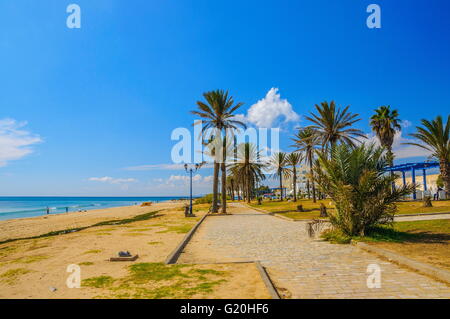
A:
370 106 401 166
305 101 366 150
191 90 246 213
286 152 303 202
226 175 236 200
313 143 413 236
201 136 220 213
405 115 450 199
269 152 289 201
229 143 266 203
292 128 319 202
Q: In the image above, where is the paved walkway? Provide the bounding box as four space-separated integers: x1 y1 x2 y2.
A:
395 213 450 222
179 203 450 299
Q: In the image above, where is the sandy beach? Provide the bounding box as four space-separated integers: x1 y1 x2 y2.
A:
0 201 184 243
0 202 269 299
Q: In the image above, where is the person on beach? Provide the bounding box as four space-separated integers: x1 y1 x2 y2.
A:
46 207 50 215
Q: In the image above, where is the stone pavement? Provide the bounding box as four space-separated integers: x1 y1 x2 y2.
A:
394 213 450 222
178 203 450 299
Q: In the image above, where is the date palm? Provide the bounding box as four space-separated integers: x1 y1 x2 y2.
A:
370 106 401 166
313 143 413 236
269 152 290 201
305 101 366 150
229 143 266 203
292 128 319 202
191 90 246 213
286 152 303 202
405 115 450 199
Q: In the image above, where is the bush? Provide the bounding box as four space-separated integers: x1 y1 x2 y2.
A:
194 194 214 204
320 229 351 244
314 144 414 236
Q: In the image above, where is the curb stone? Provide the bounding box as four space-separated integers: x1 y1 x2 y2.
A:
355 241 450 285
164 213 209 264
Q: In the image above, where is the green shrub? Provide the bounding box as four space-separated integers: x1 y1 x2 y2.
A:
320 229 351 244
194 194 214 204
314 144 414 236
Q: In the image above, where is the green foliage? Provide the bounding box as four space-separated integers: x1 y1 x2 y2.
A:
79 262 94 266
128 263 188 283
320 229 351 244
305 101 365 148
88 263 229 299
314 143 414 236
0 268 32 285
194 194 214 204
370 105 401 165
436 174 444 188
83 276 115 288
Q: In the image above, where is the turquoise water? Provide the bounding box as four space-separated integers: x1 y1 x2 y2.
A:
0 197 187 221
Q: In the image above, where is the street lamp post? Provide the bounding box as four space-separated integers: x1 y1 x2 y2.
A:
184 163 200 216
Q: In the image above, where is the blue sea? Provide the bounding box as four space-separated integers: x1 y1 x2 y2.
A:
0 197 187 221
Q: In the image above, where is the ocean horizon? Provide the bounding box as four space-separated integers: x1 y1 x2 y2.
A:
0 196 190 221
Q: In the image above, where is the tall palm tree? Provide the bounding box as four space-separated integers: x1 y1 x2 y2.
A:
286 152 303 202
370 106 401 166
226 175 236 200
405 115 450 199
269 152 289 201
191 90 246 213
201 136 220 212
305 101 366 150
292 128 319 202
229 143 266 203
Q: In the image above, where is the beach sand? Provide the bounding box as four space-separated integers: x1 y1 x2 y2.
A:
0 202 269 299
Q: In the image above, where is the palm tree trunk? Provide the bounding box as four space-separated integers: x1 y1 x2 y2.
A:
279 172 283 201
247 180 251 203
231 180 235 201
221 162 227 213
211 162 219 213
441 159 450 200
309 159 316 203
293 167 297 202
306 179 310 199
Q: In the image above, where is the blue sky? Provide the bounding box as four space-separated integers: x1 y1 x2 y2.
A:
0 0 449 196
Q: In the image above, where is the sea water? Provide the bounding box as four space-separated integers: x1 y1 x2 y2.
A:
0 197 186 221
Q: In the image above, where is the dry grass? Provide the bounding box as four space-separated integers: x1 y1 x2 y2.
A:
248 199 450 220
395 200 450 215
0 203 269 299
248 199 334 220
367 220 450 271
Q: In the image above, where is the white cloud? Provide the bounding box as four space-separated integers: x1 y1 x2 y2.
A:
168 174 204 183
236 88 299 128
365 131 432 159
0 118 42 167
88 176 137 184
203 175 214 183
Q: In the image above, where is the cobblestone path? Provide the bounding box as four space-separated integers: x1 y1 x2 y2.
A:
178 203 450 299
